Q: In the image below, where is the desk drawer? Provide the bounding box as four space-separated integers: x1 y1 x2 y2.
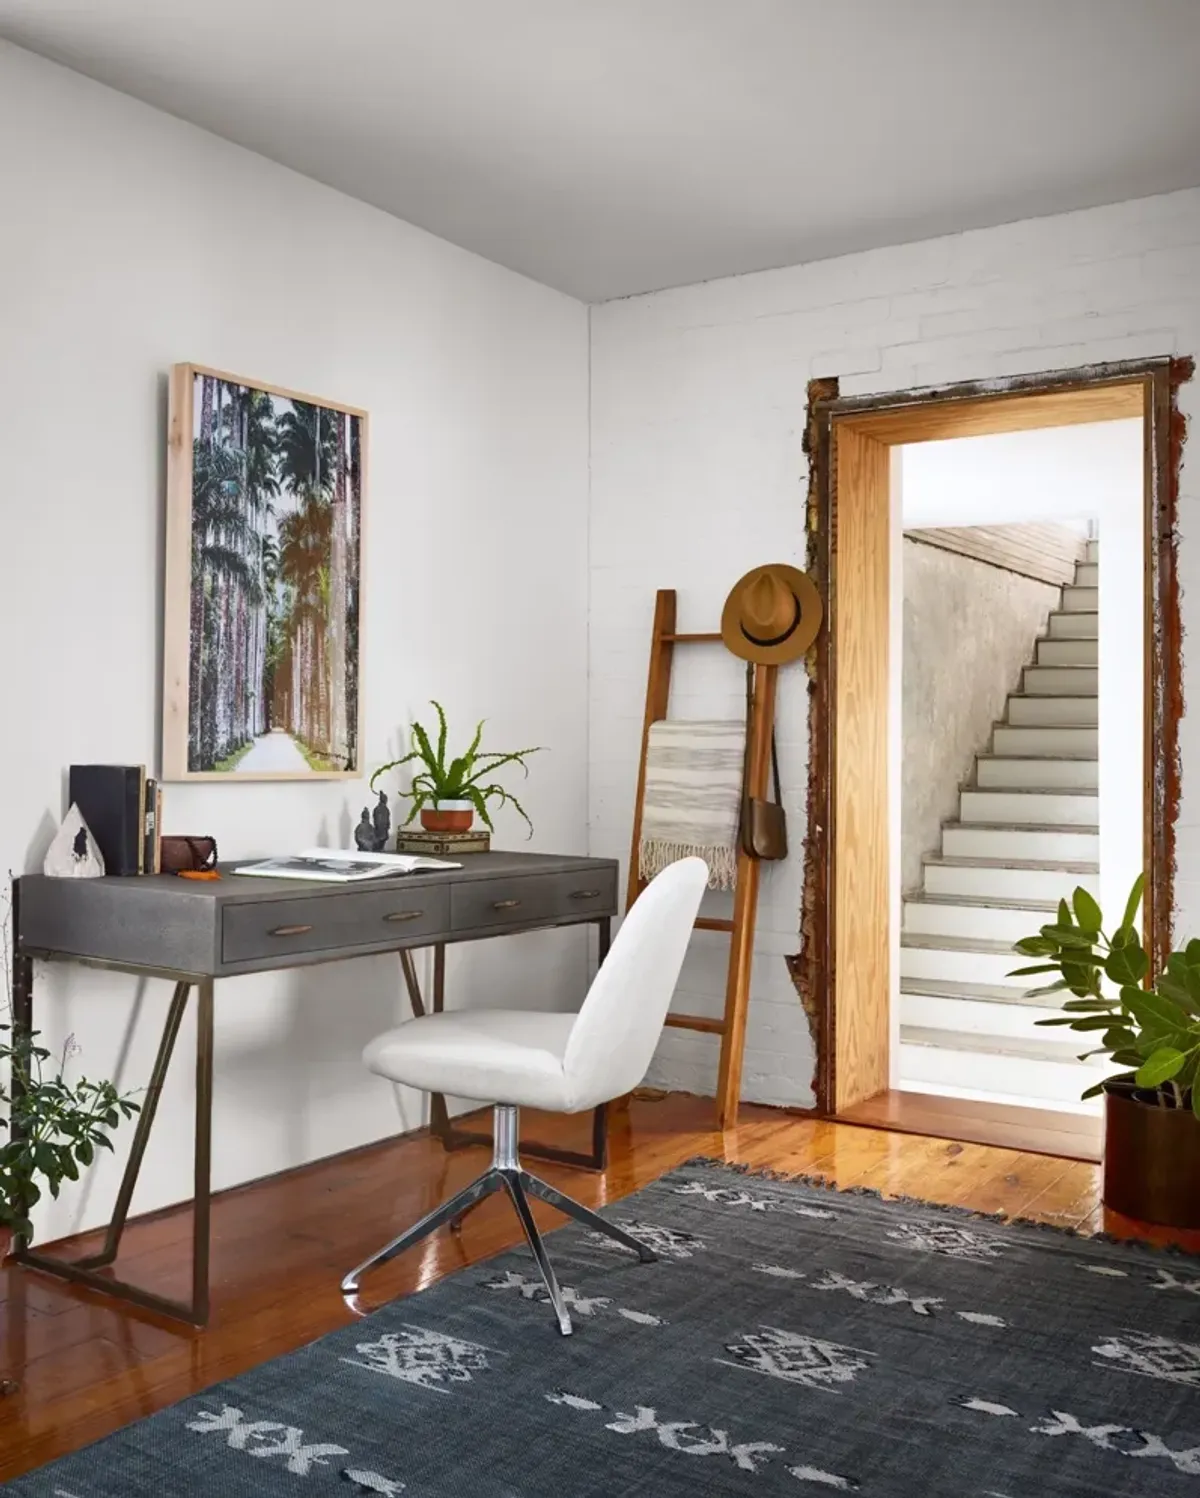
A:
451 868 616 934
222 885 450 966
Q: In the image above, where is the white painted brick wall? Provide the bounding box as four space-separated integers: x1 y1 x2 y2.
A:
589 187 1200 1108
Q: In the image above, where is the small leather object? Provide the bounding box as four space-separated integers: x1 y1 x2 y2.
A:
740 664 787 861
160 835 219 875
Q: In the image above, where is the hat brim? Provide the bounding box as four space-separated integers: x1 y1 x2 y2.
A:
720 564 823 665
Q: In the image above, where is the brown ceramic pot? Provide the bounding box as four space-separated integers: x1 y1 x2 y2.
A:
1103 1084 1200 1228
420 801 474 834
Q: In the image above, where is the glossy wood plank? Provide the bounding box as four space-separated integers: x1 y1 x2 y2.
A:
839 1089 1103 1163
842 380 1145 445
2 1093 1198 1484
832 426 892 1109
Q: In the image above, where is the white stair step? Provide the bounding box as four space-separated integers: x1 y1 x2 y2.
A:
960 789 1098 827
1007 695 1097 726
1062 585 1099 612
900 988 1074 1040
903 897 1053 943
899 1030 1108 1108
1074 562 1099 587
1085 538 1100 564
942 823 1099 862
923 857 1097 904
992 724 1098 756
900 937 1028 989
1023 665 1098 696
1037 637 1097 667
1048 610 1098 640
976 755 1097 790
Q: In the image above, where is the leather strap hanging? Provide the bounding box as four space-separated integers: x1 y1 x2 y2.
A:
740 663 787 860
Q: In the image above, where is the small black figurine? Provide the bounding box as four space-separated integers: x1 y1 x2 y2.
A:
354 793 393 853
372 790 391 850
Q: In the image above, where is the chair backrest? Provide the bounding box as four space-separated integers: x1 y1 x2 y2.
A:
562 857 708 1111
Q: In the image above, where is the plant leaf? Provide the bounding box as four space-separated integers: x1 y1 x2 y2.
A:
431 699 448 774
1120 874 1145 934
1155 970 1200 1013
1136 1048 1187 1088
1105 945 1149 986
1072 886 1103 934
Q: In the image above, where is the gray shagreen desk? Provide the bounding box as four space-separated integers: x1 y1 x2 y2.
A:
12 850 618 1325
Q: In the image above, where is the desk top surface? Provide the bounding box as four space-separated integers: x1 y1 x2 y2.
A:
20 849 614 908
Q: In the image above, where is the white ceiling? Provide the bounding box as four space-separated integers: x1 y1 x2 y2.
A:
4 0 1200 302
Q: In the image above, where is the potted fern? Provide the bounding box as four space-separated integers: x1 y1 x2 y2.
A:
371 702 543 837
1012 874 1200 1228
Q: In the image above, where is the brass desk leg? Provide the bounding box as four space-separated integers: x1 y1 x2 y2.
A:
400 924 611 1174
77 982 191 1269
13 968 216 1327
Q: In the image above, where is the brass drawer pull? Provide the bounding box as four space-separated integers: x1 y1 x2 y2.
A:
383 910 424 923
570 889 602 900
492 898 522 911
269 924 313 937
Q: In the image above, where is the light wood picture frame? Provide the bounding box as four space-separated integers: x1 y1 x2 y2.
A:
163 363 368 781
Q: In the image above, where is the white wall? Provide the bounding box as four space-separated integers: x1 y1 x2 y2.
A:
0 42 590 1239
590 191 1200 1107
903 422 1144 923
901 420 1141 527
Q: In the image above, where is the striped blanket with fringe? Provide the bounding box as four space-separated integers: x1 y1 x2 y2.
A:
638 719 745 892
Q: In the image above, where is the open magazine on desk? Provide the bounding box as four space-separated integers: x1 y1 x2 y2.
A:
232 846 461 882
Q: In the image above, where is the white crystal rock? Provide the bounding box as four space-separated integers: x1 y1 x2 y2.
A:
44 804 106 878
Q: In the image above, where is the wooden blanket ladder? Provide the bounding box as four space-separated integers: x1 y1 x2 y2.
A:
626 588 778 1129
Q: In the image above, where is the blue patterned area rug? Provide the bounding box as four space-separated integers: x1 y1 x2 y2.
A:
5 1159 1200 1497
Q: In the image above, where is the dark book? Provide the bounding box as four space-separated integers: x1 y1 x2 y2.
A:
68 764 146 877
143 778 158 875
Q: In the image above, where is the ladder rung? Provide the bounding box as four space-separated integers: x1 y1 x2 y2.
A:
665 1013 726 1035
664 631 722 643
694 916 734 932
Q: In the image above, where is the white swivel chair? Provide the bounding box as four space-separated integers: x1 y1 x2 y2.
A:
342 856 708 1334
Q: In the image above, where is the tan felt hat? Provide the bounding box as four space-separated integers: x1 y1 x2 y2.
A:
720 563 823 665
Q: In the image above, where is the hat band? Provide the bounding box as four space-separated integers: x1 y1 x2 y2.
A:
741 592 800 648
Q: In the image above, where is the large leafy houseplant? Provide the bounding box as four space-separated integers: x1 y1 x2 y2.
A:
371 702 544 837
1011 874 1200 1114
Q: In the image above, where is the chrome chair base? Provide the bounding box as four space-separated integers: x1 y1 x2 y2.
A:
340 1103 655 1335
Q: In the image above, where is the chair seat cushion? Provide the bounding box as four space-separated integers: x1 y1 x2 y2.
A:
363 1010 580 1111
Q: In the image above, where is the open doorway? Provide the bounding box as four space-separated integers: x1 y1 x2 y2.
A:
800 364 1185 1158
896 421 1142 1123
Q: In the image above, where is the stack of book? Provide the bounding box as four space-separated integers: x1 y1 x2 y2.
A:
68 764 162 876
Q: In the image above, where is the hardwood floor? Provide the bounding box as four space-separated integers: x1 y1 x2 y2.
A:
838 1088 1104 1162
2 1091 1197 1484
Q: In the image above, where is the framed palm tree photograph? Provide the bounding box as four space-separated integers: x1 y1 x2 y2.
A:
163 364 366 780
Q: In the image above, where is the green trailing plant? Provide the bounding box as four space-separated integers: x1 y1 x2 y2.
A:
1 885 140 1243
1011 873 1200 1115
370 702 544 837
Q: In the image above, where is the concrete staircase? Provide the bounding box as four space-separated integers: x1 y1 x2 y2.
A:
899 539 1104 1113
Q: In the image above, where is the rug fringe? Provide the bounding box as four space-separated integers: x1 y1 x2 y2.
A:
675 1155 1200 1263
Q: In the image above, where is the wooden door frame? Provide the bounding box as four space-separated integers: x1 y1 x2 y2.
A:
796 357 1191 1116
